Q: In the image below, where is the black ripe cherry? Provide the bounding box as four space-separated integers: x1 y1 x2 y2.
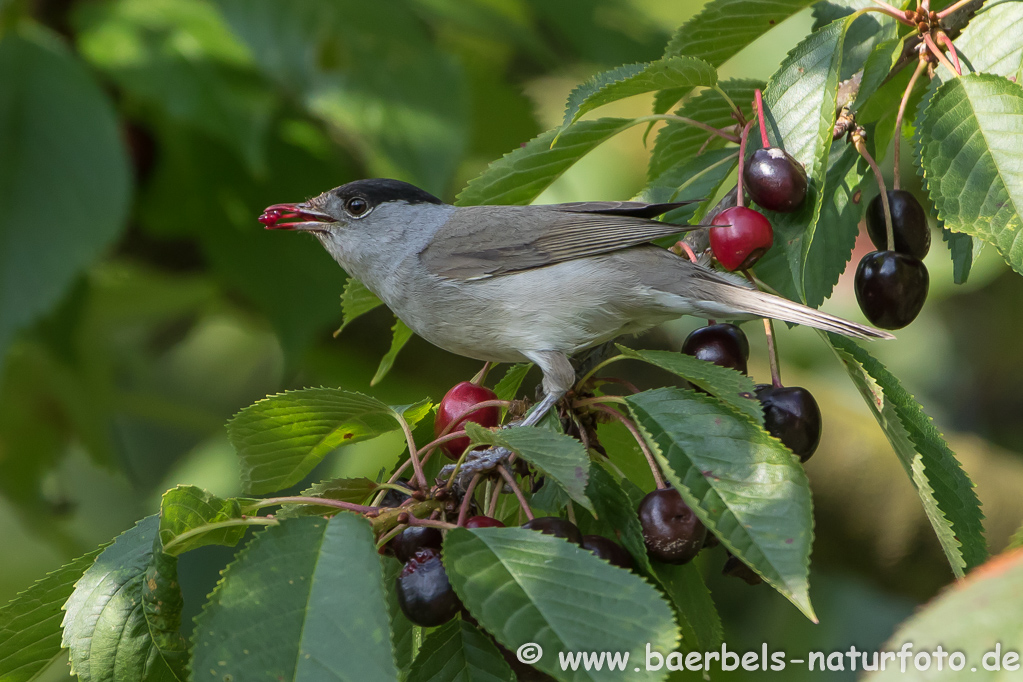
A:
521 517 583 545
854 251 929 330
744 147 808 213
866 191 930 259
379 480 413 508
395 548 461 627
755 385 822 462
434 382 500 459
464 516 505 529
710 207 774 271
723 552 763 586
638 488 706 564
581 535 634 570
389 526 443 563
682 323 750 374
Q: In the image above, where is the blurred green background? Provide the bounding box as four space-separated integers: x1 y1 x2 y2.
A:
1 0 1021 679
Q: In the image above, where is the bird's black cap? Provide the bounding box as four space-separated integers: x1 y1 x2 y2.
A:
332 178 444 208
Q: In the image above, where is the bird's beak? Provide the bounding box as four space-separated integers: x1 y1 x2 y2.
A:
259 203 337 233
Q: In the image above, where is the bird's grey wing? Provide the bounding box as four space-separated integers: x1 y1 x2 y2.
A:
419 203 706 280
550 200 698 219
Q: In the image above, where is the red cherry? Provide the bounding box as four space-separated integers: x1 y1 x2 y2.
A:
709 207 774 271
258 209 282 226
434 382 500 459
464 516 505 528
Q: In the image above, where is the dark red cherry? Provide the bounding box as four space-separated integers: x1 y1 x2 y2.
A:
464 516 505 529
866 191 930 259
435 382 500 459
723 552 763 585
854 251 929 330
521 517 583 545
395 548 461 627
744 147 808 213
390 526 443 563
755 385 822 462
581 535 634 569
710 207 774 271
682 323 750 374
638 489 706 564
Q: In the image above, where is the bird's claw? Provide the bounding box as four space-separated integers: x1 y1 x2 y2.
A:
438 446 514 493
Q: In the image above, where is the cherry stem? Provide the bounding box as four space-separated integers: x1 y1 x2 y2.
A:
936 0 976 19
923 33 962 78
574 355 626 390
937 32 963 75
870 0 913 20
735 119 756 208
594 377 642 394
496 466 534 520
393 413 427 490
375 523 407 550
470 362 492 386
894 58 928 191
853 134 895 252
742 270 783 388
713 85 743 122
641 114 741 143
486 477 502 517
754 89 770 148
851 5 916 24
593 404 667 490
456 474 482 527
404 516 458 530
244 496 379 514
572 395 627 408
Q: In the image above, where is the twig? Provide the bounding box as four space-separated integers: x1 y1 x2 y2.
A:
923 33 962 77
243 496 378 514
894 58 928 190
394 412 427 490
592 404 666 490
496 466 534 520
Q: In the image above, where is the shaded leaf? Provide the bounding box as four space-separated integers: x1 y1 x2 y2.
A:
944 227 984 285
61 516 188 682
625 388 816 620
383 558 415 672
228 389 428 495
456 118 635 206
407 619 515 682
444 527 678 682
371 318 414 386
336 277 383 336
0 28 130 374
865 548 1023 681
464 423 593 513
493 363 532 402
281 477 381 517
917 73 1023 274
562 56 717 128
158 485 248 556
615 345 763 424
652 563 723 653
0 548 103 682
585 464 654 575
828 334 986 576
191 514 398 682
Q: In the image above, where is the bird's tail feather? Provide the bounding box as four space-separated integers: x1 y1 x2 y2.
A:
701 280 894 340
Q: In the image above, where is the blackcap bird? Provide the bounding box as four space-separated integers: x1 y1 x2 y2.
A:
261 178 891 428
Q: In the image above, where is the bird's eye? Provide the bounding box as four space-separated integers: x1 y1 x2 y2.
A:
345 197 369 217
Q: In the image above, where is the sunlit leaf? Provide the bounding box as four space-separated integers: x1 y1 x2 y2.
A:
371 318 414 386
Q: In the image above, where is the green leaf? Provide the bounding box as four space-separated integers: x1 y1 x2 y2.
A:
281 477 381 517
464 422 593 513
615 345 763 424
852 36 904 111
753 17 852 302
158 485 250 556
336 277 383 336
443 527 678 682
828 334 987 577
641 148 739 227
648 79 762 182
652 563 723 653
0 548 103 682
371 318 414 386
585 464 654 574
917 73 1023 274
228 389 427 495
1009 523 1023 550
0 28 130 373
812 0 898 80
625 388 816 621
944 228 984 284
953 0 1023 81
407 619 515 682
191 514 398 682
456 118 635 206
62 516 188 682
562 56 717 129
383 559 415 672
865 549 1023 681
656 0 818 113
493 363 532 402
